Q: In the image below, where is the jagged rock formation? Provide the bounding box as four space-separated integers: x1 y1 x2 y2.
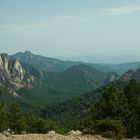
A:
105 72 120 83
120 69 135 81
133 68 140 81
106 68 140 83
0 53 43 92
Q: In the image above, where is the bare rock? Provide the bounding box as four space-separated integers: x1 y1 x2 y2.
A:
48 131 56 135
68 130 82 135
0 133 6 140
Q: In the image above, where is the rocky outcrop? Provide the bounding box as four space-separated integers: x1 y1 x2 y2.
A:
9 59 25 90
0 53 9 84
68 130 82 135
0 53 43 92
105 72 120 83
0 53 26 90
105 68 140 83
0 133 6 140
133 68 140 81
120 69 135 81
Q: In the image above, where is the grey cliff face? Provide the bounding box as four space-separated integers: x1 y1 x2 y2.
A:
0 53 10 84
120 69 135 81
0 53 42 91
105 72 120 83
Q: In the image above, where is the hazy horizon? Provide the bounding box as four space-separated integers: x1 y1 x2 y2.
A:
7 50 140 64
0 0 140 63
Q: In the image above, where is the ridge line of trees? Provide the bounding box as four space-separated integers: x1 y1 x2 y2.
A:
83 80 140 139
0 91 65 134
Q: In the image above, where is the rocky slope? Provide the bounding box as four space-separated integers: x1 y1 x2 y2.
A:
106 68 140 83
0 53 43 93
105 72 120 83
120 69 135 81
119 68 140 81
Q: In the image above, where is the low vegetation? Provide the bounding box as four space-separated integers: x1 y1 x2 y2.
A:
0 80 140 140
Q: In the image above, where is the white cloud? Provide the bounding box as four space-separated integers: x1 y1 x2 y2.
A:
101 5 140 16
0 15 93 32
48 15 93 24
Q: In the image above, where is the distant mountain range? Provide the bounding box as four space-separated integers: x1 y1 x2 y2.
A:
0 50 140 112
11 51 140 74
11 51 81 72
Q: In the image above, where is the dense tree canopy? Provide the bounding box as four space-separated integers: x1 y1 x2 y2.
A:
0 80 140 139
0 91 7 132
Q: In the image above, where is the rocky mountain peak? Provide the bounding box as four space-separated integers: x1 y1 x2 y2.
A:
0 53 9 72
120 69 135 81
24 50 34 59
105 72 120 83
133 68 140 81
10 59 25 83
0 53 42 93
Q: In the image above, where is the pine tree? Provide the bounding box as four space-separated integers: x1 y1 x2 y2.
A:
124 80 140 136
91 85 130 139
26 113 50 133
0 91 7 132
8 103 25 134
93 85 129 122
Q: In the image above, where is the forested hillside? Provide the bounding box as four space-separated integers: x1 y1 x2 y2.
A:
41 80 140 138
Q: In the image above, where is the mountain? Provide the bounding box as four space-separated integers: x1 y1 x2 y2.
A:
120 68 140 81
105 72 120 83
104 67 140 83
12 51 81 72
108 62 140 75
12 51 119 73
2 50 140 113
120 69 135 81
0 52 109 112
43 64 108 99
57 64 107 89
12 64 108 111
12 51 140 74
0 53 43 94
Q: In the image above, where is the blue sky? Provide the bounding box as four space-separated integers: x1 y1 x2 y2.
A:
0 0 140 63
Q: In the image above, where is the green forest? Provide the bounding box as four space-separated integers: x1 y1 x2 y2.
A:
0 80 140 139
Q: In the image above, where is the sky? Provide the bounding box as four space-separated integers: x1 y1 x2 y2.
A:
0 0 140 63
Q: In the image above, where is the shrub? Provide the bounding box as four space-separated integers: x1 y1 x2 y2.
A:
94 118 124 140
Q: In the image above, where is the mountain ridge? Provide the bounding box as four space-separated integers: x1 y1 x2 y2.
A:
1 51 140 112
12 50 140 74
12 51 81 72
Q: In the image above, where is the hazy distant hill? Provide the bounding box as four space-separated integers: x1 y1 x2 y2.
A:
108 62 140 75
12 51 81 72
12 51 140 75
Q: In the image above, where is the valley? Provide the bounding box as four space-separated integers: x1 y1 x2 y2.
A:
0 51 140 139
0 51 108 111
1 51 140 112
